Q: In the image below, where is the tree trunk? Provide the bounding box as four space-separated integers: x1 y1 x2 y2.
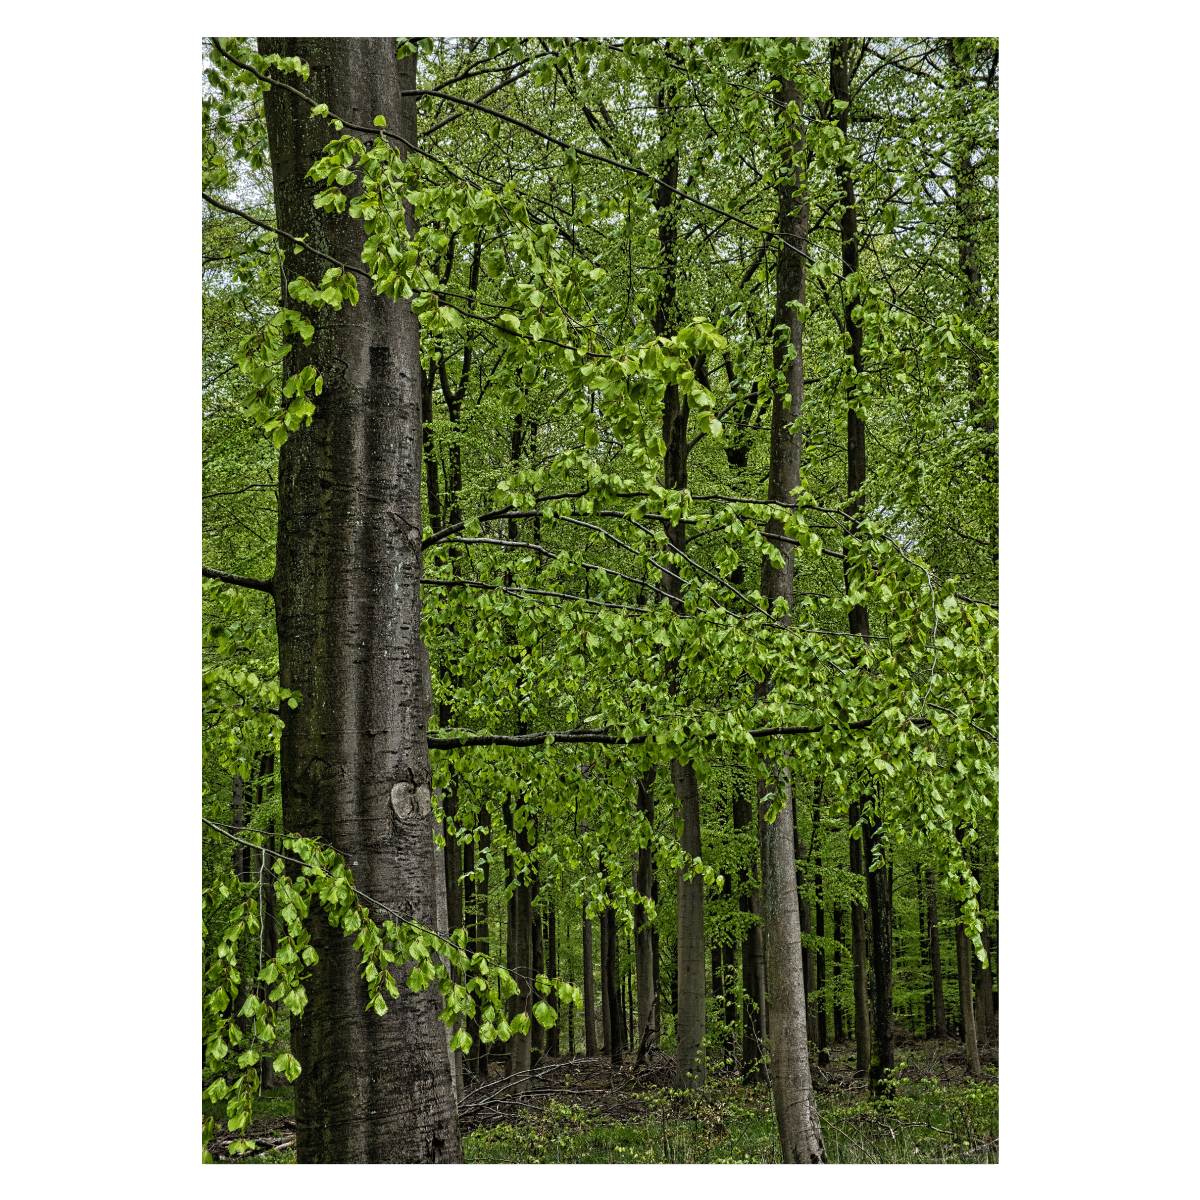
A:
791 789 817 1048
865 808 894 1099
815 841 828 1066
531 875 545 1064
546 904 560 1057
760 768 825 1162
261 36 460 1163
848 801 871 1073
754 71 825 1163
602 902 623 1064
582 907 598 1057
635 769 657 1060
508 816 534 1087
672 759 704 1085
955 917 983 1079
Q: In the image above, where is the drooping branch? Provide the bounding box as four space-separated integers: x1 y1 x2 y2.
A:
428 715 896 750
203 566 275 597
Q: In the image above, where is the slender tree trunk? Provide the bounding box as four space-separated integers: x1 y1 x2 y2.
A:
546 904 559 1057
864 806 894 1099
599 896 611 1055
603 902 623 1064
635 768 657 1060
955 918 983 1078
848 801 871 1073
582 907 598 1057
815 836 828 1065
832 906 845 1043
531 875 545 1065
261 37 460 1163
753 71 825 1163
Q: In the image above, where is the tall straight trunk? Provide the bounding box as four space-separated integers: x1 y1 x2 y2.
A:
546 905 559 1056
753 70 825 1164
260 37 459 1163
672 759 704 1085
582 907 598 1056
599 897 611 1054
634 769 657 1060
531 876 545 1063
831 43 874 1092
848 801 871 1072
864 807 894 1099
815 840 828 1065
508 810 534 1086
647 92 706 1090
602 902 623 1064
926 868 949 1038
791 790 817 1047
955 918 983 1078
472 824 492 1076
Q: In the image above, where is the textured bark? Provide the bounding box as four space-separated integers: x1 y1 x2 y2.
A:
752 72 824 1162
634 769 658 1059
260 38 461 1163
582 908 598 1057
760 768 825 1162
848 801 871 1072
926 868 949 1038
792 791 817 1047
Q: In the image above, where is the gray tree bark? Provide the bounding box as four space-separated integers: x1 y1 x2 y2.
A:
260 36 460 1163
754 72 825 1164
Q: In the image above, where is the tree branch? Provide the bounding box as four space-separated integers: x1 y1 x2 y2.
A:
203 566 275 597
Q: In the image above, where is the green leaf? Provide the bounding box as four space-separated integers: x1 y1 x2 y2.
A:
272 1052 302 1083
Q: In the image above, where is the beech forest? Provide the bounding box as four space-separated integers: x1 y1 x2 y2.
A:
201 34 999 1165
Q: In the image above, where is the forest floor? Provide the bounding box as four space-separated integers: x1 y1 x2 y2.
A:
208 1027 998 1164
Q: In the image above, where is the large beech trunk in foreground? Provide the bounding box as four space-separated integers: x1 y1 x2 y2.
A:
755 73 825 1164
261 37 460 1163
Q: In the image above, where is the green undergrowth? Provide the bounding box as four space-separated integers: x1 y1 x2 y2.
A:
211 1054 997 1164
464 1070 998 1164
